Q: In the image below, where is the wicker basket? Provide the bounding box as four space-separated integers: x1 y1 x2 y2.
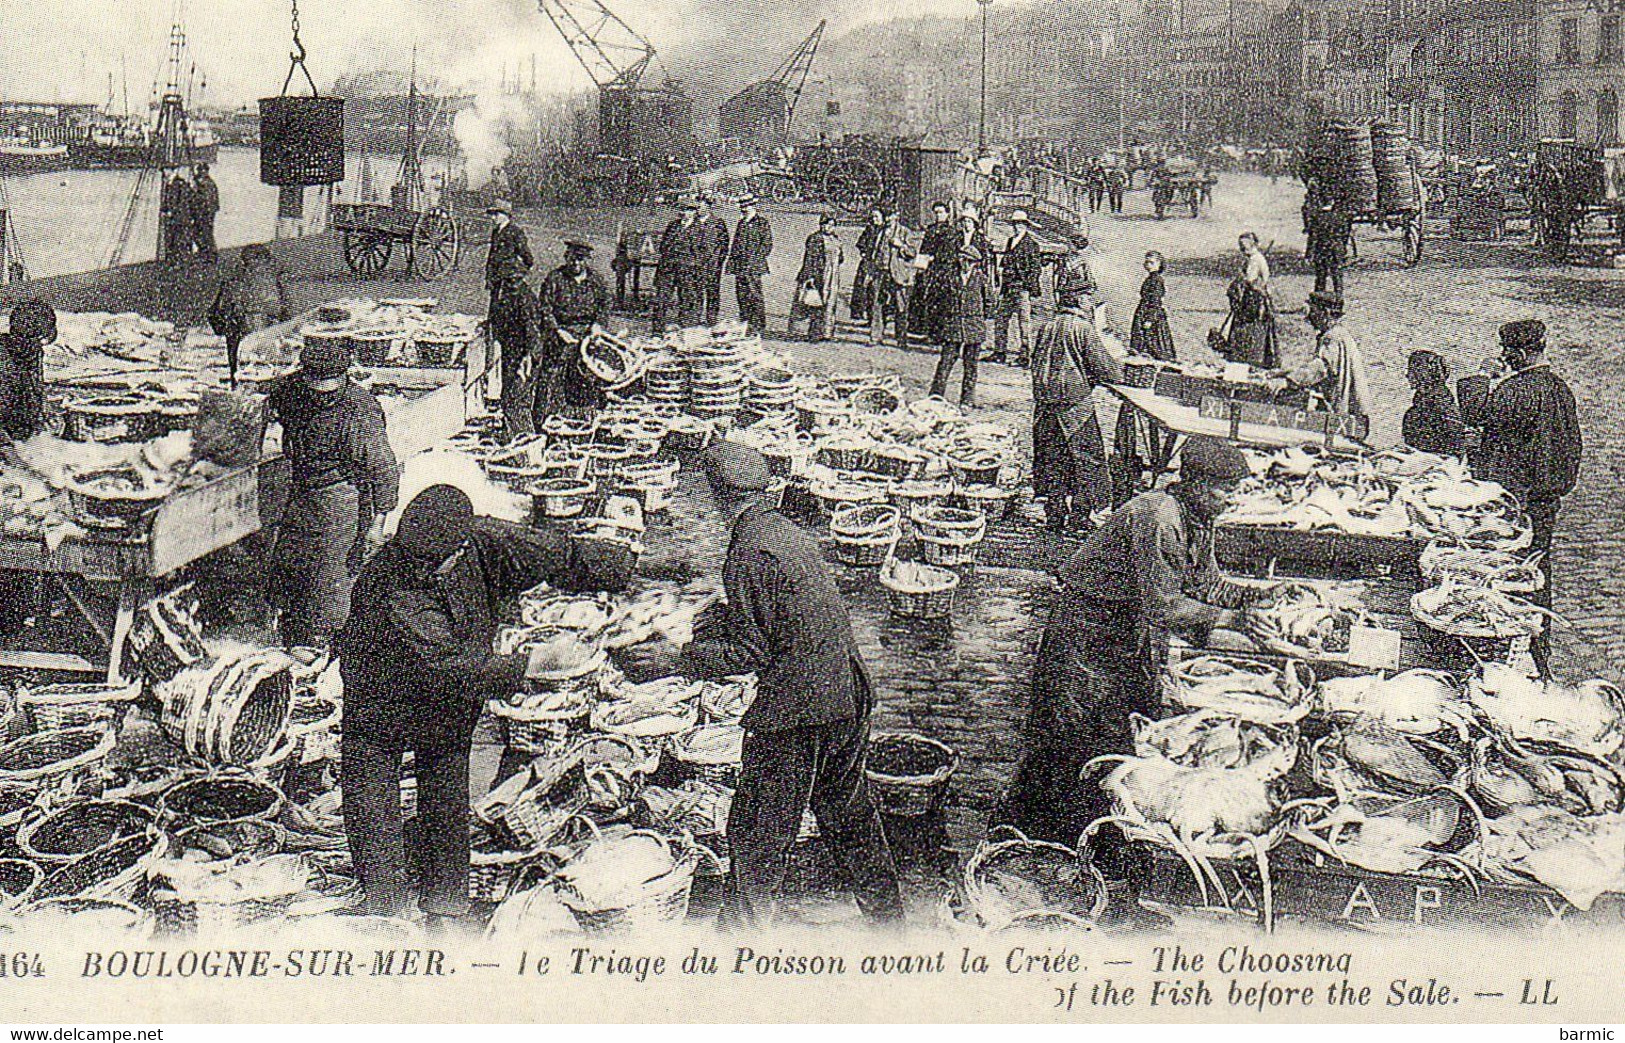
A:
542 414 598 446
0 727 115 789
469 824 549 905
865 734 959 817
879 560 960 620
17 682 140 734
18 800 157 863
529 476 598 519
488 698 591 758
158 774 285 829
917 528 984 568
947 453 1004 488
665 418 714 452
31 831 166 904
558 832 707 934
0 784 42 831
954 484 1021 525
862 444 928 481
911 505 987 543
830 503 902 568
815 438 870 472
962 828 1108 930
670 725 744 787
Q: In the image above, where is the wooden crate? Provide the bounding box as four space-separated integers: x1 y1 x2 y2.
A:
1214 523 1422 578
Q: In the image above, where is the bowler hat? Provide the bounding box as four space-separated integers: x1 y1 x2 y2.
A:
486 199 513 216
396 485 474 563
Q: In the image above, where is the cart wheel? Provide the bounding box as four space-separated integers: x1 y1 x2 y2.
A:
410 207 461 280
750 174 798 204
1403 213 1423 266
343 230 392 279
823 156 883 215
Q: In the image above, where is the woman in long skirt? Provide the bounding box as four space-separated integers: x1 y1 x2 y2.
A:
1129 250 1176 362
1218 232 1277 368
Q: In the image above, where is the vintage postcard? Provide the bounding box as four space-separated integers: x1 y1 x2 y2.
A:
0 0 1622 1025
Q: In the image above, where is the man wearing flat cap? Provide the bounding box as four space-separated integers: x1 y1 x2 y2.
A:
674 441 902 928
536 240 612 416
265 337 398 649
1481 319 1581 668
995 435 1261 931
337 484 632 929
485 200 540 441
1274 290 1372 420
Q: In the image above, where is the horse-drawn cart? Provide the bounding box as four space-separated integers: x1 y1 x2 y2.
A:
1307 120 1427 267
331 195 461 280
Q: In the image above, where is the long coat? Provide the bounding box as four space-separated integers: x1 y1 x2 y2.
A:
486 222 534 289
938 252 991 345
728 214 774 276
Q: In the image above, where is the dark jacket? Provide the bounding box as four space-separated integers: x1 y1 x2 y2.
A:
267 375 400 515
1481 364 1582 504
338 518 620 745
1031 310 1123 406
1402 387 1466 457
701 216 732 272
1000 231 1044 297
161 177 193 221
939 247 992 344
486 221 534 290
659 216 706 270
1308 207 1352 262
537 264 610 334
210 262 290 337
728 214 774 276
191 174 220 218
1457 373 1492 428
685 503 868 732
0 334 44 442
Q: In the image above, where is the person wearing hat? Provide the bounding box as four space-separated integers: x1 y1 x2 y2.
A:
1029 271 1124 533
209 244 291 387
699 193 732 326
484 200 539 441
928 213 994 407
336 484 633 928
536 239 611 416
993 209 1043 365
1273 290 1371 419
0 299 56 444
993 435 1260 931
788 214 843 342
190 163 221 262
727 196 774 334
654 197 706 335
917 201 959 343
265 335 399 649
673 442 902 928
852 206 888 327
1481 319 1581 669
872 208 918 347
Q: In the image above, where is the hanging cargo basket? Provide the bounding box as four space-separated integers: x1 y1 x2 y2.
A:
259 96 345 187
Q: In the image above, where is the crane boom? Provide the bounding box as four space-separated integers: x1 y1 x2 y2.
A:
769 19 825 129
536 0 657 90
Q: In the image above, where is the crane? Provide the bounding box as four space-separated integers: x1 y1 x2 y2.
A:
536 0 658 91
718 20 826 145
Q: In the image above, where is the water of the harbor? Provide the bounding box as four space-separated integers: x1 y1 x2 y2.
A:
0 146 451 280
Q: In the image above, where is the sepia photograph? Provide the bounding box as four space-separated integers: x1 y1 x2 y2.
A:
0 0 1622 1026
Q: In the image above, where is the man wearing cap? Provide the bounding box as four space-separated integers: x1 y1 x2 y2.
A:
678 442 903 928
536 240 612 416
993 436 1259 931
337 484 632 929
728 196 773 335
1274 291 1372 420
654 198 706 335
485 200 539 440
994 209 1043 365
1030 273 1124 533
699 194 732 327
873 209 917 348
265 337 399 649
1481 319 1581 667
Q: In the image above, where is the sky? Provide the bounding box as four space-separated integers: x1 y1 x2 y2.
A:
0 0 987 108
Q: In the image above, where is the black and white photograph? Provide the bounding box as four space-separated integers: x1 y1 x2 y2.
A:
0 0 1622 1026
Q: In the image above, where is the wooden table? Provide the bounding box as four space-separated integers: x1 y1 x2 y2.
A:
1108 384 1366 498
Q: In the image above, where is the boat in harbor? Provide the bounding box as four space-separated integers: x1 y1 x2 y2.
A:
0 137 70 173
69 113 218 170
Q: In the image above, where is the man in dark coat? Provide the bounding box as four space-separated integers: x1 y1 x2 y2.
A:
917 201 959 343
1106 167 1128 213
536 240 612 416
728 196 773 335
266 337 399 649
993 210 1044 365
654 197 706 335
485 200 539 441
680 443 903 929
1480 319 1582 670
1030 272 1124 532
927 219 993 408
699 193 732 327
0 299 55 444
992 437 1257 931
1307 199 1352 297
337 485 629 927
160 173 195 262
190 163 221 262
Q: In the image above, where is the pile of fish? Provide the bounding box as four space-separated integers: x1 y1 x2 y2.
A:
1220 448 1531 551
1244 582 1361 658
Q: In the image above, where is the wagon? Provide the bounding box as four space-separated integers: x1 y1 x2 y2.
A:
1306 121 1428 268
331 199 461 280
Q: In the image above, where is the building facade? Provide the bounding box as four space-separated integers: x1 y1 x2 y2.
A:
1536 0 1625 143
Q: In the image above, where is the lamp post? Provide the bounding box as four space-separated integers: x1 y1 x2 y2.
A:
978 0 994 154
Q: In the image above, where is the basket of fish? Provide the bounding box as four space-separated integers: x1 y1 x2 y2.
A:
1243 582 1361 662
865 733 959 817
879 559 960 620
1410 581 1546 664
553 830 711 934
1162 652 1315 726
1418 543 1545 594
961 828 1107 930
1131 711 1299 783
670 724 745 787
488 689 593 759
